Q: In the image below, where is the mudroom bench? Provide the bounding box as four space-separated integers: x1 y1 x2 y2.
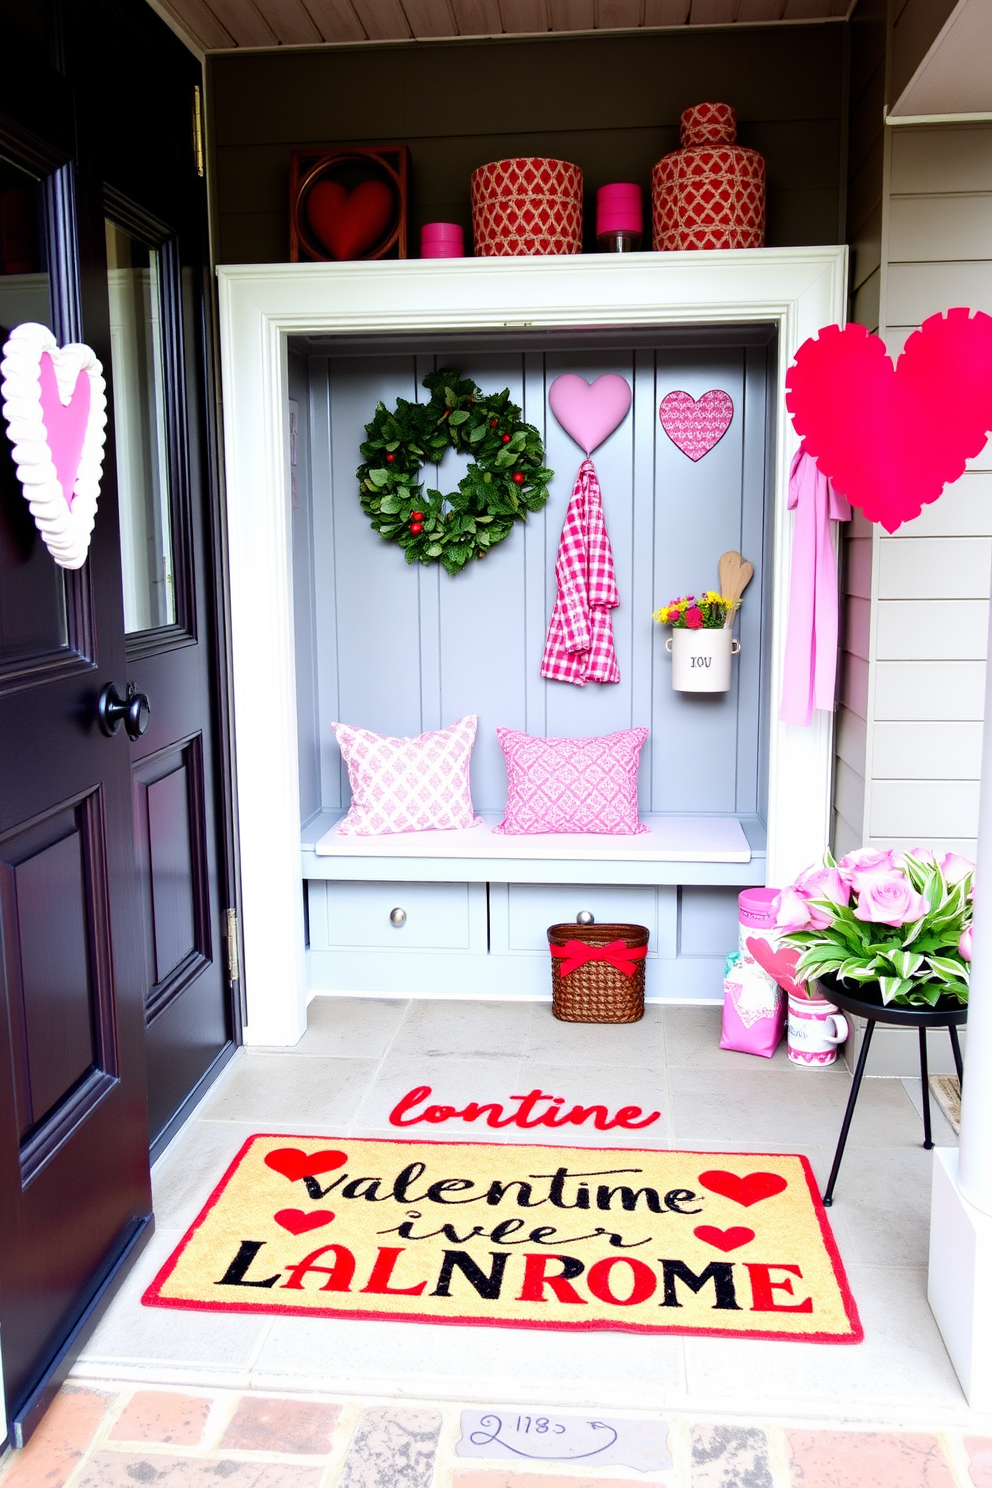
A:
302 812 766 1001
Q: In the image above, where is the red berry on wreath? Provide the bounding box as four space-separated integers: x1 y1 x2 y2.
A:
409 521 423 534
512 472 525 485
490 418 498 427
501 433 511 443
411 510 424 520
385 452 395 462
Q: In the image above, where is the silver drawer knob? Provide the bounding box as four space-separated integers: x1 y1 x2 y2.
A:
576 910 595 926
389 907 407 927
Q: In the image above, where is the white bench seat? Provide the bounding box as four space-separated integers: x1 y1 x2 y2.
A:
302 810 765 887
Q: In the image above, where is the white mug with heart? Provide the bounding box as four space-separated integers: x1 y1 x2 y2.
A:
1 321 107 570
787 993 849 1068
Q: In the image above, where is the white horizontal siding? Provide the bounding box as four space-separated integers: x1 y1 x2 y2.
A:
875 599 988 660
837 706 868 773
899 471 992 537
889 126 992 195
888 193 992 263
874 660 986 721
871 721 983 779
870 779 980 838
877 536 992 599
842 652 870 718
886 260 992 327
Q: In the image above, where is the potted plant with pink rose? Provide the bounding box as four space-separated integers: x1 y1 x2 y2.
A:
774 847 974 1010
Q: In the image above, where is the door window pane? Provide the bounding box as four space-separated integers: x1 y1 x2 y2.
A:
105 220 175 632
0 157 66 662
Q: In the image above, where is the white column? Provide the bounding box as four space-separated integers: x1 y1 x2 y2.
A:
928 596 992 1404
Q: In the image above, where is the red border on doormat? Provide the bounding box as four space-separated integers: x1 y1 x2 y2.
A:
142 1134 863 1344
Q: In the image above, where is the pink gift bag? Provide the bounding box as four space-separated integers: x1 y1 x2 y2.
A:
720 956 785 1058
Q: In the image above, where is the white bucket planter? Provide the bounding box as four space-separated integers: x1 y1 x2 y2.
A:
666 627 740 692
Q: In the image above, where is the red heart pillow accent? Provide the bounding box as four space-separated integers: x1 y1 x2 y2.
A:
786 309 992 533
745 937 805 998
698 1169 788 1207
694 1224 755 1254
265 1148 347 1183
274 1209 334 1235
305 179 394 260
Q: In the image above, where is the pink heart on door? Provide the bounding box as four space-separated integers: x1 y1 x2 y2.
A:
38 351 91 510
659 389 734 461
786 309 992 532
548 373 632 455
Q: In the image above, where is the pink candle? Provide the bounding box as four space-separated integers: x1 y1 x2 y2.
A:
596 183 643 237
421 222 464 258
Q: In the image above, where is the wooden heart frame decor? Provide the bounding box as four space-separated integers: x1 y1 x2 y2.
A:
1 321 108 570
290 145 409 263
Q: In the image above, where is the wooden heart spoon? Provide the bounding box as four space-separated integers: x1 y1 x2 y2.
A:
718 551 754 627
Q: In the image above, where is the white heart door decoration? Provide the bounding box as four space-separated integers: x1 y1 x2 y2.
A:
1 321 108 570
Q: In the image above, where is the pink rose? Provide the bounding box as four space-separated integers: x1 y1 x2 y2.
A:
853 870 930 927
795 865 849 907
959 926 973 962
839 847 897 893
685 606 704 630
773 885 818 933
905 847 937 864
942 852 976 885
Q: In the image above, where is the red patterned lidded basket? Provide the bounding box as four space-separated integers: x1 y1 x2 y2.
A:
547 922 649 1024
651 101 765 252
471 157 583 257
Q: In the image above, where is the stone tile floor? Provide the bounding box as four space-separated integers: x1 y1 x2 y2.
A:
0 995 978 1482
3 1382 992 1488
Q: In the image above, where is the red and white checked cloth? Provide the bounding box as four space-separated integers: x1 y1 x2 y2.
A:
541 458 620 686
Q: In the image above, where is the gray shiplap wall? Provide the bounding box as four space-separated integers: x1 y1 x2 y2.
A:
862 123 992 857
291 333 774 830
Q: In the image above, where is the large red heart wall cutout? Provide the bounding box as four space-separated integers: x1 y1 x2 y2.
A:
786 309 992 533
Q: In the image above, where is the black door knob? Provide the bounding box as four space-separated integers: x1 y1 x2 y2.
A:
98 681 151 741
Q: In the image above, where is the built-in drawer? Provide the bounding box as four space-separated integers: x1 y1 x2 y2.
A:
307 880 487 952
489 882 676 956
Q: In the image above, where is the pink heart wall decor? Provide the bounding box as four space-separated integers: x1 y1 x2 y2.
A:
659 389 734 460
548 373 632 454
786 309 992 533
1 322 107 569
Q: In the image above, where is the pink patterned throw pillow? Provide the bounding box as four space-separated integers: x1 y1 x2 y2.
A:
333 716 483 836
494 726 649 835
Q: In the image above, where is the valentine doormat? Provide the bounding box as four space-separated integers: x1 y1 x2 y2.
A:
143 1136 861 1343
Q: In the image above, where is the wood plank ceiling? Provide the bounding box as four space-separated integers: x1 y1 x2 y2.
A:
160 0 850 52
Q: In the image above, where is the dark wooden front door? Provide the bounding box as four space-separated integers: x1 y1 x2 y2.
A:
0 0 236 1440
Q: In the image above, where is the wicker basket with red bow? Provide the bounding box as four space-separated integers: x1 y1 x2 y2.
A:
547 922 649 1024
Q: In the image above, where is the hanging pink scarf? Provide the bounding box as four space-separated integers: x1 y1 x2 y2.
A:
779 449 852 726
541 458 620 685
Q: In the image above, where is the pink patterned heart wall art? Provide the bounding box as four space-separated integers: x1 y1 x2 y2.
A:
1 321 107 569
659 389 734 461
548 373 632 454
786 309 992 533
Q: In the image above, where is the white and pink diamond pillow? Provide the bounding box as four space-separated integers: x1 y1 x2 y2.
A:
333 715 483 836
494 726 649 836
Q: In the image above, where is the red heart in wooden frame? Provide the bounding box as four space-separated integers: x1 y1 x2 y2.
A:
305 178 395 260
698 1169 788 1207
785 309 992 533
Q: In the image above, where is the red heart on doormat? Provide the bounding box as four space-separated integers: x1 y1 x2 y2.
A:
694 1224 755 1254
274 1208 335 1235
786 309 992 533
305 178 394 260
265 1148 348 1183
698 1170 788 1207
659 389 734 461
745 937 805 998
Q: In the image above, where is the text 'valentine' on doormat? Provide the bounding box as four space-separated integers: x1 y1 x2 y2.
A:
142 1135 862 1343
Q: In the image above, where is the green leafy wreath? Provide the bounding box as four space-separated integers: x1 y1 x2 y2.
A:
357 368 553 576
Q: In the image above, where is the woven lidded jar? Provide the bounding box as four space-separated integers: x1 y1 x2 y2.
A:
471 157 583 257
651 101 765 252
547 922 649 1024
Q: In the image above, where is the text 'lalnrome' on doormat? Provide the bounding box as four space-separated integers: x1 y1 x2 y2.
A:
142 1135 862 1343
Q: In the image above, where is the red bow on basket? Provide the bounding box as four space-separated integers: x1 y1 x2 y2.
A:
550 940 648 978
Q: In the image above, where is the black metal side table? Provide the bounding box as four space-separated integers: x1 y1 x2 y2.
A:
816 973 966 1206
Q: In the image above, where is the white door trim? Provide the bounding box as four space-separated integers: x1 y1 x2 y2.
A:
215 248 848 1044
